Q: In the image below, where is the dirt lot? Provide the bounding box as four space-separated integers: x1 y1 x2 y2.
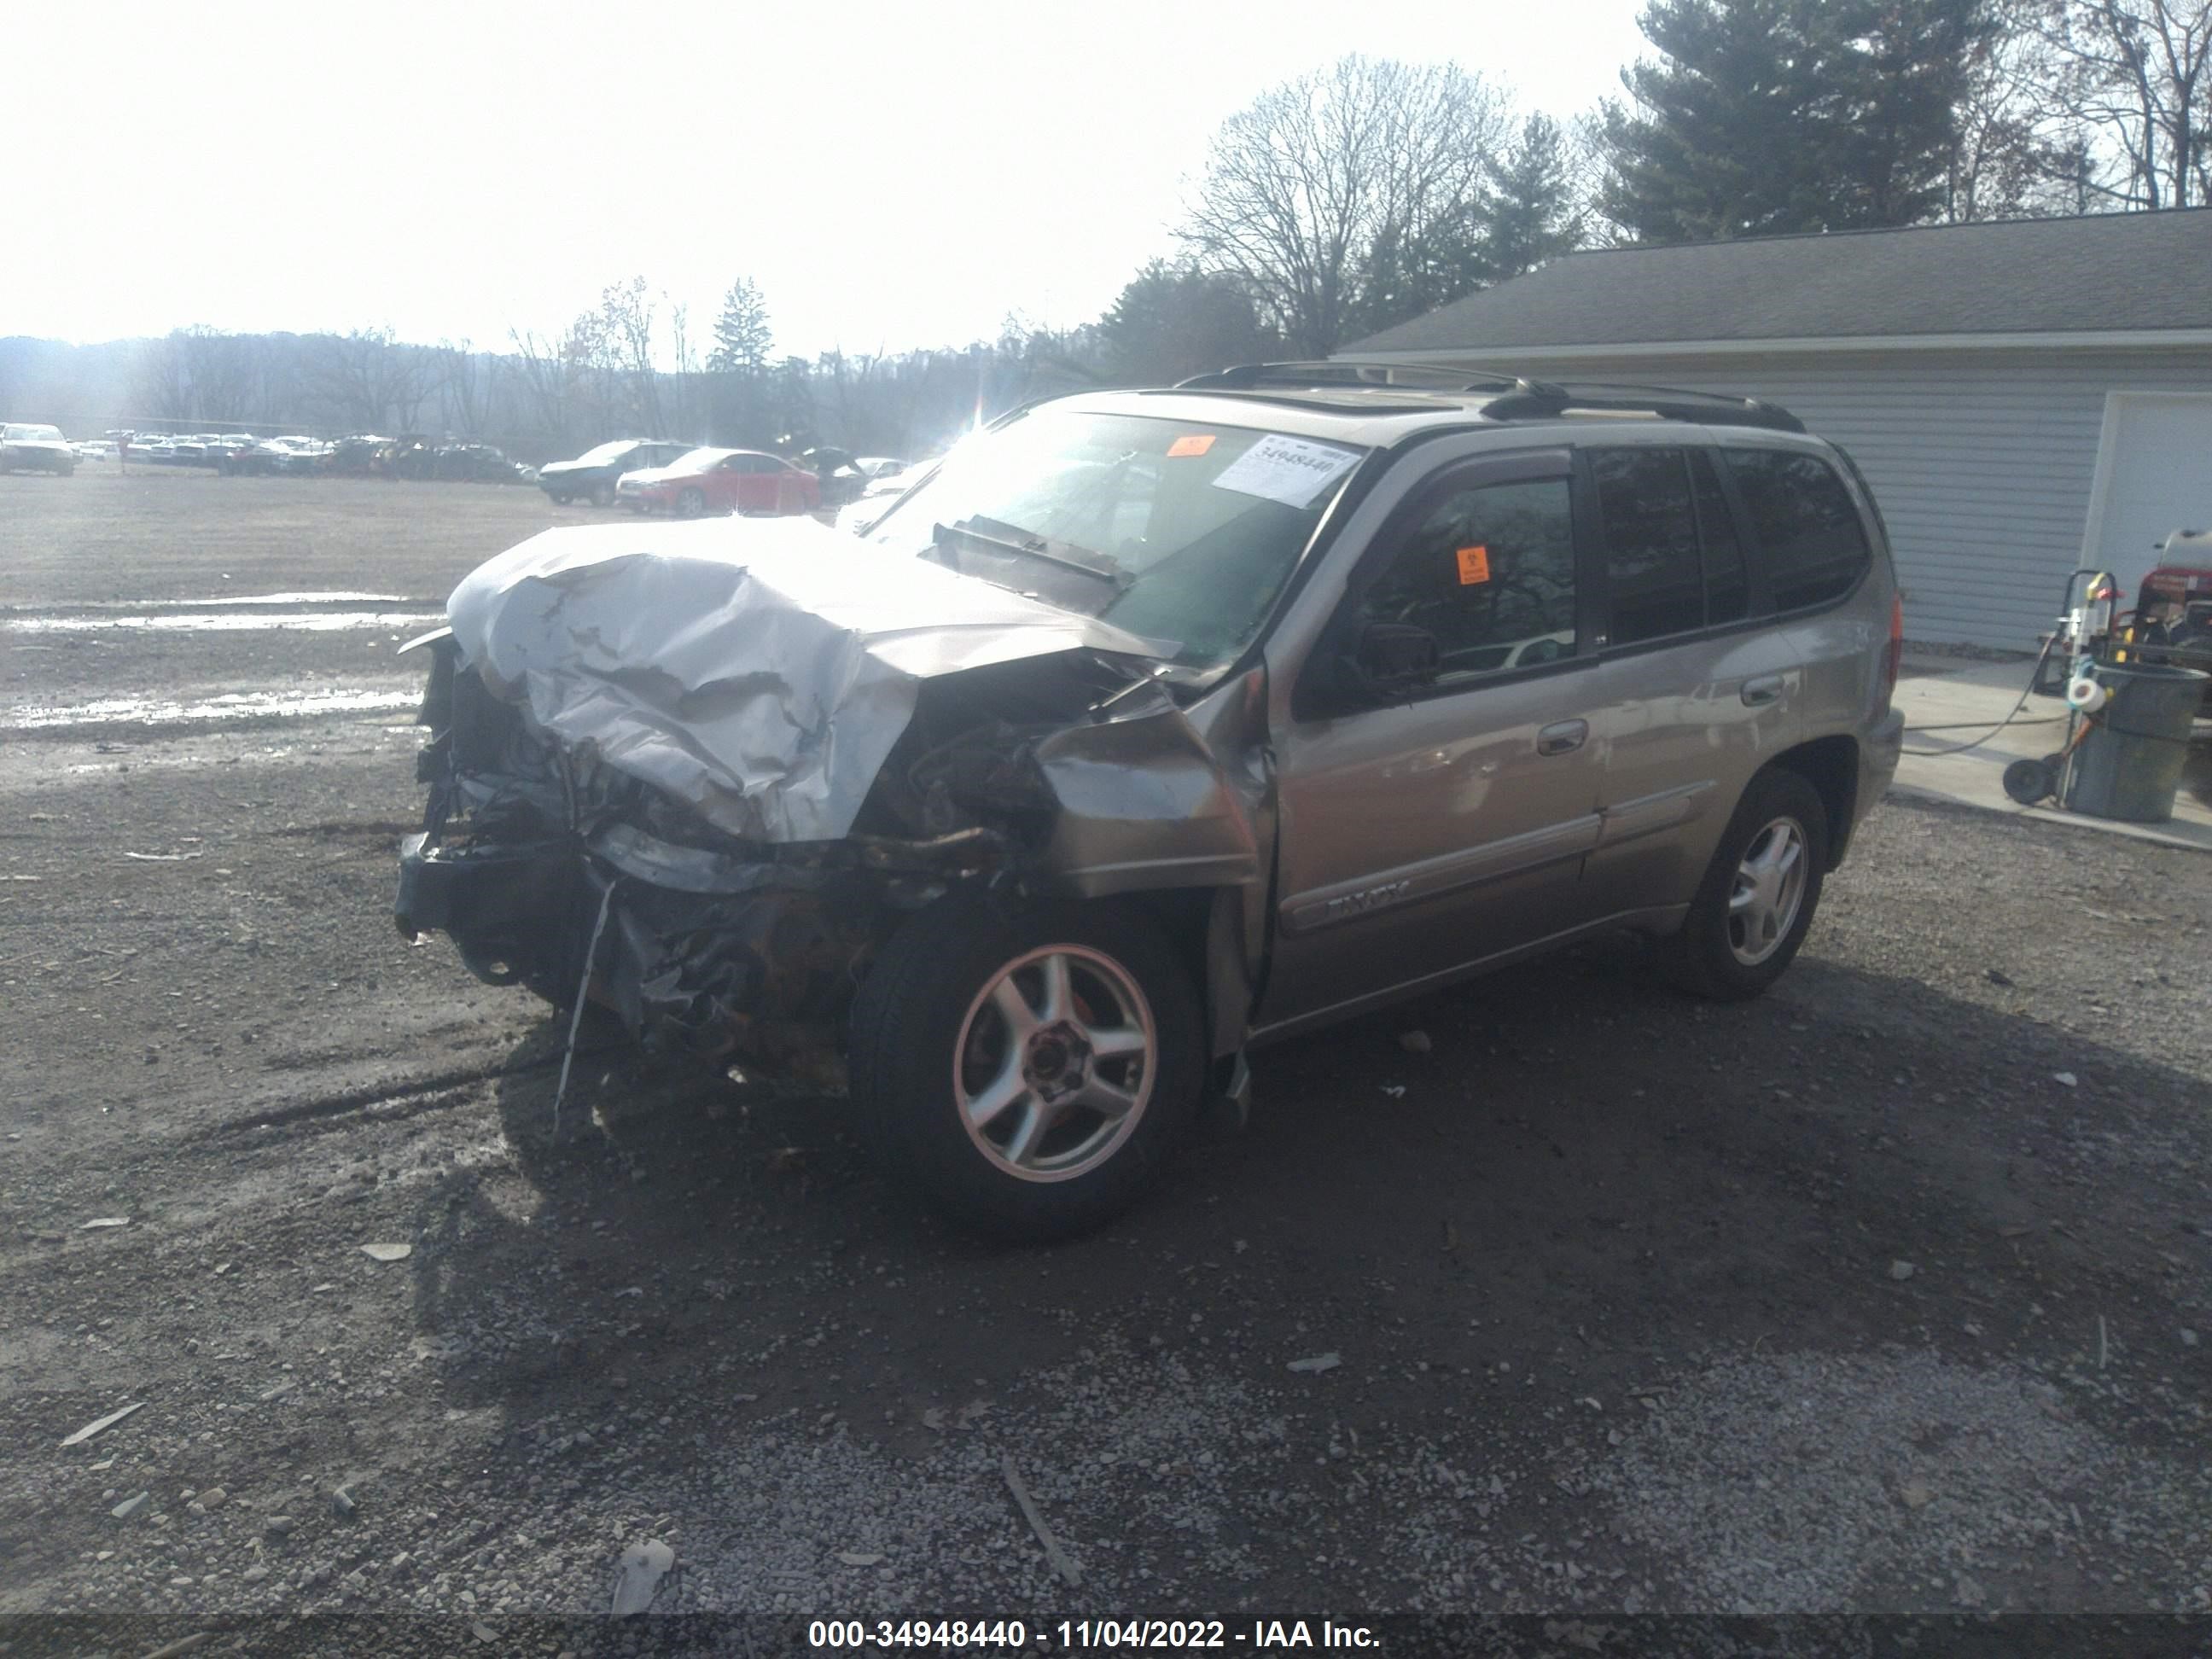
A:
3 471 2210 1645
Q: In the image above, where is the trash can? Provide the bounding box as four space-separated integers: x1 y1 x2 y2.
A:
2064 663 2209 823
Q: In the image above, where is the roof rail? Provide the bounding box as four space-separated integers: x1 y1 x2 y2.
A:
1175 359 1557 397
1171 362 1808 432
1480 382 1807 434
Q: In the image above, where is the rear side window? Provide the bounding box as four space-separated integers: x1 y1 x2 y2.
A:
1591 449 1703 645
1722 448 1871 611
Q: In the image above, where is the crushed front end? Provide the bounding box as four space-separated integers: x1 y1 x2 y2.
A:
393 632 1068 1081
392 520 1264 1088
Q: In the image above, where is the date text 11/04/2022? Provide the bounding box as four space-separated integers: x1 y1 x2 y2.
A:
806 1620 1380 1649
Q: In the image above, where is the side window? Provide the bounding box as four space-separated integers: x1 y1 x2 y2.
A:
1722 448 1872 611
1356 476 1576 681
1689 450 1749 624
1590 448 1702 646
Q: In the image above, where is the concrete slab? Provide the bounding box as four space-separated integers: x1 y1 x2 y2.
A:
1889 652 2212 853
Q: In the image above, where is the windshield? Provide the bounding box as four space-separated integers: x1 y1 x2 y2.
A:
574 441 637 465
669 447 731 472
863 409 1365 670
7 424 65 442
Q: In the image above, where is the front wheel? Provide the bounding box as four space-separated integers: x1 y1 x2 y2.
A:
676 486 707 517
1662 767 1829 1000
590 480 617 509
548 491 573 505
849 895 1204 1241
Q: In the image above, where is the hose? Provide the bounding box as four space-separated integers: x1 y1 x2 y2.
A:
1900 634 2065 758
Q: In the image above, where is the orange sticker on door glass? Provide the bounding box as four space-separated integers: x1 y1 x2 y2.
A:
1455 544 1492 585
1167 434 1215 457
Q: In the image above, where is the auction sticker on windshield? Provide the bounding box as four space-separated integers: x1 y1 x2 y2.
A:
1211 434 1360 508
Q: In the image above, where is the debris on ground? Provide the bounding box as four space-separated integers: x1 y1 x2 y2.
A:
359 1243 412 1262
1001 1454 1081 1587
610 1539 675 1614
1379 1085 1406 1099
2053 1071 2078 1087
61 1402 144 1447
79 1217 131 1231
1889 1260 1918 1282
1289 1353 1343 1374
109 1492 150 1521
1399 1030 1432 1054
329 1485 357 1517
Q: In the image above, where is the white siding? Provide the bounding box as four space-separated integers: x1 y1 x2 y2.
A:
1424 346 2212 649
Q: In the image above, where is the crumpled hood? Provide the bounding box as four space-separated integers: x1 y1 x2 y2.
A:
445 515 1162 844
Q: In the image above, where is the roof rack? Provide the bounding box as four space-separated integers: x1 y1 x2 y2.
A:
1172 360 1806 433
1479 381 1807 434
1174 359 1551 396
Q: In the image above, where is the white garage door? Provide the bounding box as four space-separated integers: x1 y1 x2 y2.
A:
2084 393 2212 602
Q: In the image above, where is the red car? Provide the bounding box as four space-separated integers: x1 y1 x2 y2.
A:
614 447 820 516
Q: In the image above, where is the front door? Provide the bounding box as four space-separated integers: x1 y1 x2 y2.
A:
1256 457 1607 1033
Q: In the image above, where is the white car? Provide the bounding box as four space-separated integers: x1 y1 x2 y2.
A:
1 423 77 474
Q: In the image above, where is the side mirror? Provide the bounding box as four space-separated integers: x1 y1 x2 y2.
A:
1345 620 1440 702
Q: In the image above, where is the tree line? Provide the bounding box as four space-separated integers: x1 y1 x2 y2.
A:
4 0 2199 461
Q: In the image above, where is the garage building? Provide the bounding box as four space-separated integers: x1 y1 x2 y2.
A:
1343 209 2212 649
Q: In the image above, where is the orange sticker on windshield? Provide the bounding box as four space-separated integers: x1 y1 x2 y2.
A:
1456 544 1492 585
1167 434 1215 457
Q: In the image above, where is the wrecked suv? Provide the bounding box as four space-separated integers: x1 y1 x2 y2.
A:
394 362 1905 1239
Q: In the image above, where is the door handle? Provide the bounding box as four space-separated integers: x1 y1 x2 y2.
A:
1741 674 1785 707
1536 719 1587 756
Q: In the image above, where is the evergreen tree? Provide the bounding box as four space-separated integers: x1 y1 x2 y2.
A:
1098 261 1279 384
1479 114 1587 282
1600 0 1990 242
707 278 773 374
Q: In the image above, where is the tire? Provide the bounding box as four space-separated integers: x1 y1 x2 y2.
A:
1662 766 1829 1001
590 480 617 509
677 486 707 517
849 894 1204 1242
549 491 573 505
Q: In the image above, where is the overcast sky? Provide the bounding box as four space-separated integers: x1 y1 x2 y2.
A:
6 0 1648 360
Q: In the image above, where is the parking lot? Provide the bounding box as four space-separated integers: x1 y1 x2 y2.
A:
3 470 2210 1633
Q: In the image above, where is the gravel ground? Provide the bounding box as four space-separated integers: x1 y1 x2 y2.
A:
3 473 2210 1649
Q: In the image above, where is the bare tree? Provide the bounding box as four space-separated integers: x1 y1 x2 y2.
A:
431 342 504 439
597 276 664 436
1178 55 1513 354
135 333 195 422
2017 0 2212 207
509 327 584 447
307 329 433 433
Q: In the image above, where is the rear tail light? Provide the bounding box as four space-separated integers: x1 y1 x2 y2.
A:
1880 592 1903 710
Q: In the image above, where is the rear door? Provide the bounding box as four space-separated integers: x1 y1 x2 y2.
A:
1576 439 1801 920
1257 451 1610 1032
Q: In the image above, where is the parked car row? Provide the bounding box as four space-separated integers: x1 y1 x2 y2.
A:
15 428 539 484
538 438 917 518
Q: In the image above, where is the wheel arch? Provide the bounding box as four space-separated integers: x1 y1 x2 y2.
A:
1768 735 1859 870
